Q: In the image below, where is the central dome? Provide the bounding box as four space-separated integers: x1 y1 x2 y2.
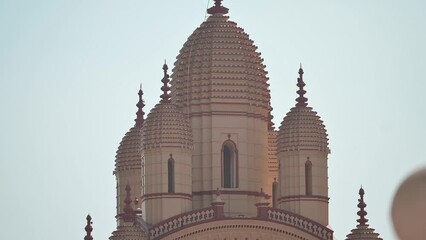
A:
170 7 270 118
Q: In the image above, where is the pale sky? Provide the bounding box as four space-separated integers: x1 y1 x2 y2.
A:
1 1 425 240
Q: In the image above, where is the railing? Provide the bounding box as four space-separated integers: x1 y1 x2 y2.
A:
145 203 333 240
266 208 333 240
149 207 215 239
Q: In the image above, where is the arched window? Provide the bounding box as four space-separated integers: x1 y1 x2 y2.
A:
272 178 278 208
222 140 238 188
168 156 175 193
305 159 312 195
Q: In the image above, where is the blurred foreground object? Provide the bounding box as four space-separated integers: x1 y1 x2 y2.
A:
392 167 426 240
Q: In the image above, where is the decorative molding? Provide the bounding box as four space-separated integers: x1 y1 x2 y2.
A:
141 192 192 202
192 190 265 197
277 195 330 204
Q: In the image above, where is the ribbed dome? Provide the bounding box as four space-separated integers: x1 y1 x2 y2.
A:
115 87 144 172
115 126 143 171
278 106 329 153
170 10 270 115
143 103 193 150
277 67 329 153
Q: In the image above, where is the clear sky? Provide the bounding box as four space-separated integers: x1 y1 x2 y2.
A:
1 1 425 240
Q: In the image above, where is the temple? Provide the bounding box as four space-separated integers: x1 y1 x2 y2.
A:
87 1 383 239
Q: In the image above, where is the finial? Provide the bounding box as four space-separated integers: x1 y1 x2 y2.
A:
258 188 269 203
207 0 229 15
135 84 145 128
213 187 223 203
160 63 171 103
216 187 221 197
295 64 308 107
356 186 369 226
123 184 135 222
84 214 93 240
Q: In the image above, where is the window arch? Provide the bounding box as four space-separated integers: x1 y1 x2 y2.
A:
168 156 175 193
221 139 238 188
305 159 312 195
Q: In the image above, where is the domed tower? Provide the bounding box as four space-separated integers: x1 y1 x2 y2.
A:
113 87 145 226
142 64 193 225
345 187 382 240
277 66 330 226
170 0 270 216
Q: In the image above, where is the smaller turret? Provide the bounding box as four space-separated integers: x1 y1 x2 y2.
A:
345 187 382 240
142 63 193 225
114 87 145 225
277 66 330 226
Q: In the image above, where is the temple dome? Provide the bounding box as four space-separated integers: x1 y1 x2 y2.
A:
115 126 143 171
142 103 193 150
115 88 145 172
143 64 193 150
278 106 329 153
170 5 270 116
277 67 329 153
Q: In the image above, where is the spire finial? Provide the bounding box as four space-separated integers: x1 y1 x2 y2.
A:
84 214 93 240
295 64 308 107
160 63 171 103
213 187 223 202
356 186 369 226
216 187 221 197
135 84 145 128
123 184 135 222
207 0 229 15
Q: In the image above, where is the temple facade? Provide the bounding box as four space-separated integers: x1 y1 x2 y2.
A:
84 1 383 239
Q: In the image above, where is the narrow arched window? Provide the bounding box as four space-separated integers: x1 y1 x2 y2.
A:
168 157 175 193
272 179 278 208
222 140 238 188
305 159 312 195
